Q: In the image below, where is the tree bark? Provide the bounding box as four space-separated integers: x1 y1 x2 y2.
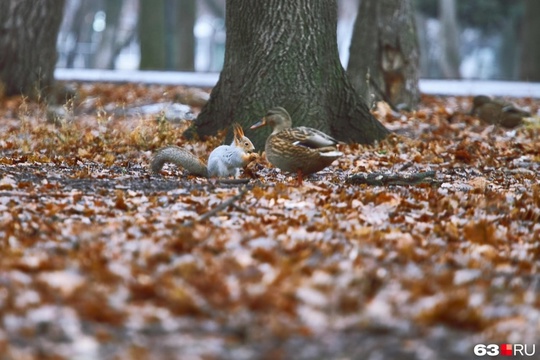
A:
347 0 420 109
520 0 540 81
0 0 65 98
188 0 389 148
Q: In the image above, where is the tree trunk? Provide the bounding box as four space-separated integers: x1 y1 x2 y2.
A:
416 13 431 78
174 0 196 71
520 0 540 81
188 0 389 148
139 0 167 69
57 0 82 68
347 0 420 110
139 0 195 71
438 0 461 78
0 0 65 98
499 15 520 80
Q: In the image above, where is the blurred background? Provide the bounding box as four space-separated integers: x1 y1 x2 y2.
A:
55 0 537 80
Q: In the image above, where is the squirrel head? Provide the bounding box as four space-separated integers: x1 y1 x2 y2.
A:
232 123 255 152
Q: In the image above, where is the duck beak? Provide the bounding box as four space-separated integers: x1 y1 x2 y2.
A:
250 117 267 130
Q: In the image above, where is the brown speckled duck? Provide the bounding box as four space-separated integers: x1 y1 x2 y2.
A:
250 107 343 185
471 95 530 129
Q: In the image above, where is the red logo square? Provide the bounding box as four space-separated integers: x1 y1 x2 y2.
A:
500 344 513 356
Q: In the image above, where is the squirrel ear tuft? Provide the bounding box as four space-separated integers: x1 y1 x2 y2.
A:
232 123 244 137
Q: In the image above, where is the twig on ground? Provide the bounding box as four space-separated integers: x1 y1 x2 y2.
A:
182 186 248 227
346 171 438 186
398 162 414 172
0 191 69 198
217 178 250 185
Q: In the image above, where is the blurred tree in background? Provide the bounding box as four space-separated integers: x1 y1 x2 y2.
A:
437 0 460 78
58 0 198 71
347 0 420 110
139 0 196 70
2 0 536 85
414 0 536 80
58 0 138 69
176 0 196 70
520 0 540 81
60 1 96 69
94 0 133 69
0 0 65 98
139 0 167 69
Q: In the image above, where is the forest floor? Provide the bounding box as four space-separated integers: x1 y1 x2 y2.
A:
0 83 539 360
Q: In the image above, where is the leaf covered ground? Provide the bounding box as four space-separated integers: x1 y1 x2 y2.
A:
0 83 539 359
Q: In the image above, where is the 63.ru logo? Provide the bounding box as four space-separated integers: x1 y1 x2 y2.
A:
474 344 536 356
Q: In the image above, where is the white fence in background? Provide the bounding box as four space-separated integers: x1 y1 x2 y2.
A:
55 69 540 98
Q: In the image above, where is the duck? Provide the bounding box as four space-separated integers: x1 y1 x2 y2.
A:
250 107 343 185
471 95 530 129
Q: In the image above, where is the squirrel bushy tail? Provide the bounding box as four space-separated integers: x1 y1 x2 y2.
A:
150 145 209 177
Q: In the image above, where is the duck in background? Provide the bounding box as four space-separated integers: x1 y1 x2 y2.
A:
470 95 531 129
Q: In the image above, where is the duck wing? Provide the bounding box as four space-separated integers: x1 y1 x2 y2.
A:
283 127 340 149
502 105 531 117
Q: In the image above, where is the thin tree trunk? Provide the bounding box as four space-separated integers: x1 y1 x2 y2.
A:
64 1 97 68
110 0 139 69
520 0 540 81
347 0 420 109
139 0 166 69
499 16 520 80
174 0 196 71
416 13 430 78
0 0 65 98
93 0 123 69
188 0 389 148
57 0 81 68
438 0 461 78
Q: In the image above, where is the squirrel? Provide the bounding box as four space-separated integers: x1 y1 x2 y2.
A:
150 123 258 178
